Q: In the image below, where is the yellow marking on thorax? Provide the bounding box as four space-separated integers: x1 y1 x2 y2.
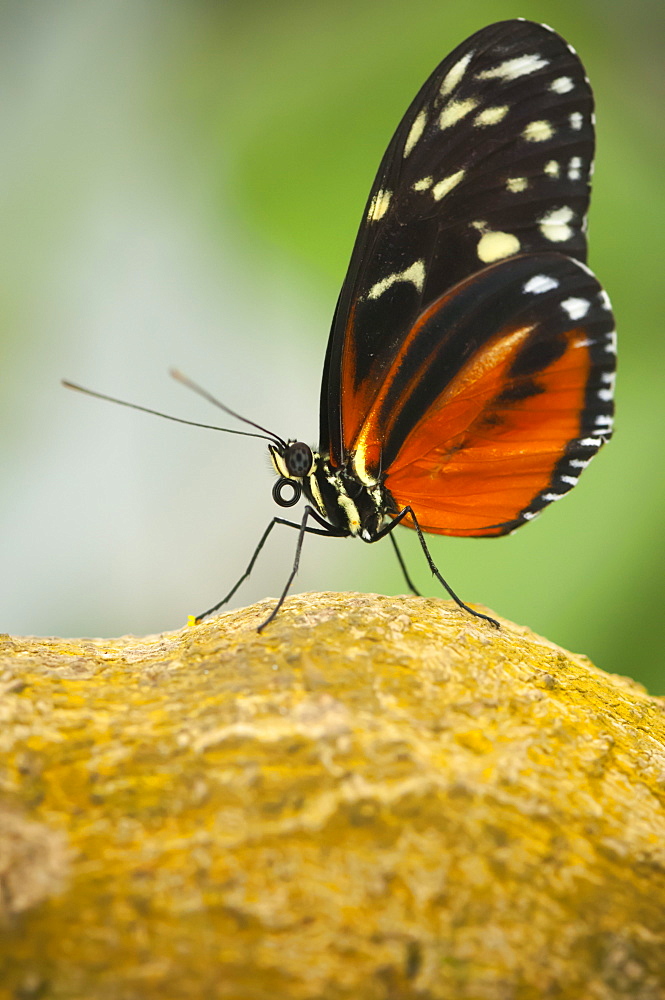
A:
352 447 378 488
335 489 361 534
307 474 326 518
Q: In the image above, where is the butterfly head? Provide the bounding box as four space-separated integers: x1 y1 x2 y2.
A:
268 438 394 540
269 440 317 509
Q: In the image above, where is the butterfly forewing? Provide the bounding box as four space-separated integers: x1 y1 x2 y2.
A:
321 20 598 465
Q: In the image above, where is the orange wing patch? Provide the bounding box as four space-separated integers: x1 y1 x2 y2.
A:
339 304 372 456
380 326 592 536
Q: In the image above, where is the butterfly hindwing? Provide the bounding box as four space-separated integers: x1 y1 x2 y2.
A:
321 20 598 465
347 252 615 536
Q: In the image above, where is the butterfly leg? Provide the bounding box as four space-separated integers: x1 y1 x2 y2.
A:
376 509 500 629
257 507 348 632
388 531 422 597
195 512 338 623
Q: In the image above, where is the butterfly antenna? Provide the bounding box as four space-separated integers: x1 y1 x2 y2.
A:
61 380 280 444
170 368 286 447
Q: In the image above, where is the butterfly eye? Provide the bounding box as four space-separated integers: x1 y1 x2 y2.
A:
283 442 314 478
272 478 302 508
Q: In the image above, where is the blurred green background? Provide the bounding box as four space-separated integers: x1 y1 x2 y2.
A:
1 0 663 691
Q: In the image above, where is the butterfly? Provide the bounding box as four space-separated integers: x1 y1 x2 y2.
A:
65 19 616 631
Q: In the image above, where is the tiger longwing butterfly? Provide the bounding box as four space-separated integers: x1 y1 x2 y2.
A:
66 19 616 631
220 18 616 630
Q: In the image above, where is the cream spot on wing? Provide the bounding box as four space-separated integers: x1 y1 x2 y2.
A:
568 156 583 181
367 259 426 300
506 176 528 193
474 105 509 127
599 290 612 310
476 53 548 81
569 112 583 130
403 110 427 158
550 76 574 94
412 176 433 192
523 119 554 142
439 51 473 96
539 206 574 242
477 229 520 263
523 274 559 295
439 97 478 130
561 296 590 320
431 168 465 201
544 159 560 178
366 188 392 222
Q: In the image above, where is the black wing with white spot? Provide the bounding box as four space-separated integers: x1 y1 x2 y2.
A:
320 19 597 464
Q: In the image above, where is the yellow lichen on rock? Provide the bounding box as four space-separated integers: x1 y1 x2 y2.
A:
0 593 664 999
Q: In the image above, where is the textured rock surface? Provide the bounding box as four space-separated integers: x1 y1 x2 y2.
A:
1 592 664 999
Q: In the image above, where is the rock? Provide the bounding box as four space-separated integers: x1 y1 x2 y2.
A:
1 593 664 999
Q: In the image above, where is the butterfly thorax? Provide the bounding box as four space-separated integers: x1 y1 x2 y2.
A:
308 455 396 539
269 441 395 540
